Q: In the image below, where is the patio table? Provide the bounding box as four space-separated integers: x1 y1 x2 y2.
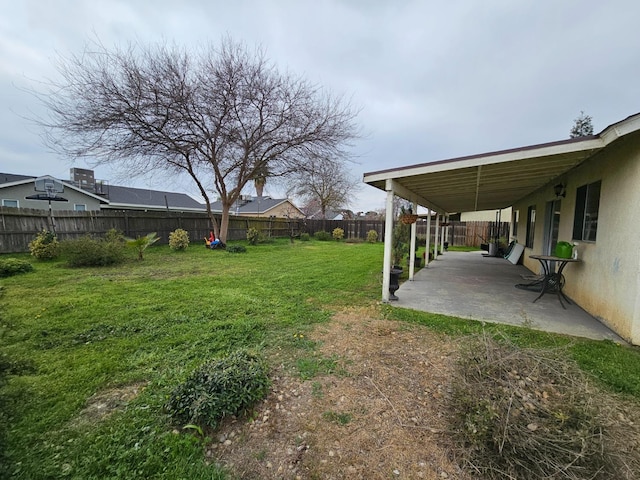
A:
521 255 580 309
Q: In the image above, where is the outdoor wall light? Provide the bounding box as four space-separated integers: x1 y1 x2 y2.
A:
554 183 566 198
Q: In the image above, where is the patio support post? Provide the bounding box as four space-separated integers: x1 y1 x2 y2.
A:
425 212 431 267
440 214 447 254
409 201 417 280
434 213 440 260
381 179 395 302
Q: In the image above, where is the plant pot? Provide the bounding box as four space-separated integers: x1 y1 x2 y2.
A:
389 267 403 301
400 214 419 224
407 256 422 267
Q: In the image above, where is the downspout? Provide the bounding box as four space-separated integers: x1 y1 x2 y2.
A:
381 179 395 302
409 201 417 280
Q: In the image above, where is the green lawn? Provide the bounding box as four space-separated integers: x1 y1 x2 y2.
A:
1 238 639 479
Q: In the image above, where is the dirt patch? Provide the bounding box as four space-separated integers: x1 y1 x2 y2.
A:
209 306 469 479
73 382 147 426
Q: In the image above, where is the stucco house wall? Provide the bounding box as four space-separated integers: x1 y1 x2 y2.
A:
0 181 104 211
513 131 640 344
460 207 512 222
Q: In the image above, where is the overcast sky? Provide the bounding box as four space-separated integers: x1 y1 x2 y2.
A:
2 0 639 212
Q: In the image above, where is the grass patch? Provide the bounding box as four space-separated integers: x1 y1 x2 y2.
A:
1 238 638 479
322 410 352 426
0 239 381 479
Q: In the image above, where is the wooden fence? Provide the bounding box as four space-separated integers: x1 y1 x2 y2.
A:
0 206 509 254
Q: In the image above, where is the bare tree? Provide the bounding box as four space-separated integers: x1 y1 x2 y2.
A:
570 111 594 138
37 38 358 241
287 155 359 219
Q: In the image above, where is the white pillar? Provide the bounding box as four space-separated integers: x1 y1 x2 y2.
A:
409 201 417 280
381 180 395 302
433 213 440 260
425 212 431 267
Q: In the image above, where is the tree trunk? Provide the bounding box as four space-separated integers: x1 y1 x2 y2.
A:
219 202 232 243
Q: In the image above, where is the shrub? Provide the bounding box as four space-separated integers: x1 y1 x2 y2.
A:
314 230 332 241
28 230 60 260
166 350 271 429
450 335 640 479
299 233 310 241
169 228 190 251
61 236 126 267
0 258 34 278
246 227 261 246
104 228 125 244
366 230 379 243
226 245 246 254
332 227 344 241
345 237 364 244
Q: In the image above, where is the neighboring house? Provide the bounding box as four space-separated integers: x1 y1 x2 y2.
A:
364 112 640 345
209 195 305 218
0 168 203 213
0 173 109 211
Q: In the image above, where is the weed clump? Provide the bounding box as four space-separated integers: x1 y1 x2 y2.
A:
0 258 33 277
61 235 126 267
166 350 270 430
449 334 640 479
314 230 332 241
226 244 246 253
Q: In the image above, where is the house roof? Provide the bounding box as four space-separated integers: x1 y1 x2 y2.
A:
209 196 303 216
363 112 640 214
103 184 205 211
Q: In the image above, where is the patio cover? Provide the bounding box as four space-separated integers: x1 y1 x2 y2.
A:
363 112 640 301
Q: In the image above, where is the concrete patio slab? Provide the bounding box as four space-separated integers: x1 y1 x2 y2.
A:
392 251 623 343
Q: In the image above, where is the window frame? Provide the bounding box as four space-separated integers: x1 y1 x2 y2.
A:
74 204 87 212
572 180 601 242
526 205 536 248
2 199 19 208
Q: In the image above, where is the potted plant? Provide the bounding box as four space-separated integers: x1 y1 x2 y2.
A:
399 205 419 224
392 222 410 267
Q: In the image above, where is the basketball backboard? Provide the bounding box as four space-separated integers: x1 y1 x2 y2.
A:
34 176 64 198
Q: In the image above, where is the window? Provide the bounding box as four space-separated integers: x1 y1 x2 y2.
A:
74 204 86 212
2 199 18 208
512 210 519 237
526 205 536 248
573 180 601 242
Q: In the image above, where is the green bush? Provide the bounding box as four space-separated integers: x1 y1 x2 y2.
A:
61 236 127 267
104 228 125 244
166 350 271 429
246 227 261 246
314 230 332 241
0 258 33 278
300 233 310 241
28 230 60 260
366 230 379 243
332 227 345 241
226 244 246 254
169 228 190 251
